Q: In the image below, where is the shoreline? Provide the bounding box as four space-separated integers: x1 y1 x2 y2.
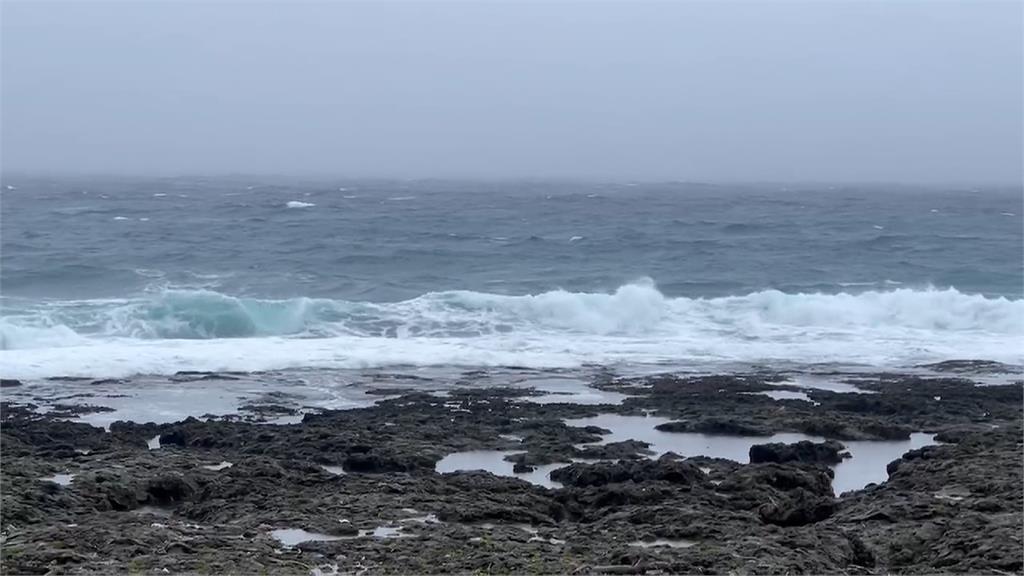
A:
1 363 1021 574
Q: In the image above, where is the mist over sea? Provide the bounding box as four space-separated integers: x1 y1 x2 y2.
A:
2 177 1021 378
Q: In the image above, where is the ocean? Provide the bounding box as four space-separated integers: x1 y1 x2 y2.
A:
1 176 1021 379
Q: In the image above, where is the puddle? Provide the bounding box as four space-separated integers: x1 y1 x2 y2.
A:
477 522 538 534
401 514 440 524
147 435 161 450
201 461 233 471
832 433 934 493
743 391 814 403
435 450 565 489
270 528 345 547
630 538 696 549
265 414 306 425
529 536 566 545
270 525 410 547
362 526 408 538
5 372 387 428
513 377 629 405
40 473 75 486
777 375 877 394
133 506 174 517
566 414 936 493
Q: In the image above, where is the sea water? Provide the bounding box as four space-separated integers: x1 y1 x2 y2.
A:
2 177 1021 379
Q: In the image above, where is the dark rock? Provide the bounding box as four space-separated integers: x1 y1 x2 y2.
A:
145 474 196 504
655 418 773 436
344 449 437 473
512 461 535 473
1 368 1020 575
575 439 653 461
750 440 850 465
550 457 707 488
758 488 836 526
917 360 1017 374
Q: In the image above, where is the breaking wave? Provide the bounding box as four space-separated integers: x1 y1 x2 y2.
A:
2 281 1021 377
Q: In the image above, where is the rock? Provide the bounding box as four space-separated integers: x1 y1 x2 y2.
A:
655 418 773 436
917 360 1016 374
1 369 1019 574
796 418 912 441
145 474 197 504
749 440 849 465
344 449 436 473
575 440 653 461
0 379 22 388
758 488 836 526
512 461 535 473
549 457 706 488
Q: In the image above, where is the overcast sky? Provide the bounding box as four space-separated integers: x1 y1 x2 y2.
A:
2 1 1021 183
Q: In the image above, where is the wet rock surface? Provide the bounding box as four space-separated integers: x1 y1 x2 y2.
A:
750 439 850 465
1 368 1021 574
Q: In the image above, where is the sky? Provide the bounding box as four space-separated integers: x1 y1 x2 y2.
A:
1 1 1021 183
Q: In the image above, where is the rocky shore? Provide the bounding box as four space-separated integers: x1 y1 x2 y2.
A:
1 362 1021 574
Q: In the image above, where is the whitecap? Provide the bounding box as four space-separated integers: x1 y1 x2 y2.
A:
387 196 416 201
113 216 129 221
569 236 584 242
1 283 1021 379
286 201 315 209
153 193 167 197
872 225 884 230
1001 212 1015 216
138 217 150 222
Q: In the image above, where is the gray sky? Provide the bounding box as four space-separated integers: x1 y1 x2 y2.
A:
2 1 1021 183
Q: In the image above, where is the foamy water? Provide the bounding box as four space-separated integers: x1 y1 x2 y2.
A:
1 283 1020 378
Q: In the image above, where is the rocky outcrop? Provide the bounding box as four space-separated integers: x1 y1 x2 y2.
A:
749 439 850 464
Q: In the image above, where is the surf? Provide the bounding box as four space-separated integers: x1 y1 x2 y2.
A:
1 282 1021 378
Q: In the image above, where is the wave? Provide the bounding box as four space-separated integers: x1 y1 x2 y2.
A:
2 282 1021 377
3 282 1021 347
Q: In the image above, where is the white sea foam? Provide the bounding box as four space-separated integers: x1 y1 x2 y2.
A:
286 201 315 208
1 282 1020 378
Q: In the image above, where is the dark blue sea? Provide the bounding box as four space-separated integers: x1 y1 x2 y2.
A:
2 176 1021 378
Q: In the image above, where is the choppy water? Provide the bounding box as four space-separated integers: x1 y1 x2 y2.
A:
2 176 1021 378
